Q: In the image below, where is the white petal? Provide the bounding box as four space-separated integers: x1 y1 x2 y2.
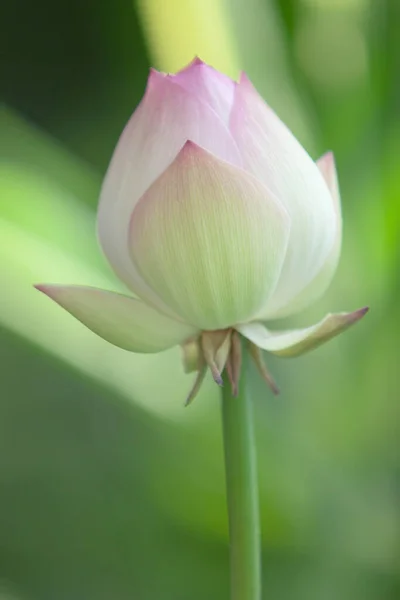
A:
238 307 368 357
129 142 290 330
230 74 336 317
172 57 235 125
36 285 198 353
256 152 342 319
98 70 242 317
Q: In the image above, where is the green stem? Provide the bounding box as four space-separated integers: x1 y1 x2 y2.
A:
221 348 261 600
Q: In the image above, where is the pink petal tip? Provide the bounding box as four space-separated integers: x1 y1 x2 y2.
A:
34 284 59 299
177 56 207 75
177 139 206 162
146 68 165 91
238 71 252 87
351 306 369 321
319 150 335 167
34 284 46 293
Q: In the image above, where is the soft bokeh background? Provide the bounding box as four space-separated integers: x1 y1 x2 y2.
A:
1 0 399 598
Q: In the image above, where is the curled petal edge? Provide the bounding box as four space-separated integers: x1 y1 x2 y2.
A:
237 307 368 358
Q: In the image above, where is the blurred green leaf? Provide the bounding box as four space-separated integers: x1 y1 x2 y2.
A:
0 110 209 420
1 107 100 205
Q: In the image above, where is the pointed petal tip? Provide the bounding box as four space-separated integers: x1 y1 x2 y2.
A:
184 366 207 406
178 56 228 75
213 371 224 387
238 71 252 86
184 390 195 407
317 150 336 170
271 382 280 396
321 150 334 160
176 57 206 75
178 139 207 162
34 283 54 297
189 56 206 68
334 306 369 325
178 137 236 164
236 72 274 110
148 67 163 77
181 139 198 152
351 305 369 321
146 68 165 91
208 361 223 386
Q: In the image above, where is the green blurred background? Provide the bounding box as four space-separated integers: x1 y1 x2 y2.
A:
1 0 399 598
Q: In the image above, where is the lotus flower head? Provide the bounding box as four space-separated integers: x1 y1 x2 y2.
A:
36 58 367 402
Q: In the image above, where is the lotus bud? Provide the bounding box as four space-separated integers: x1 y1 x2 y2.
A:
36 58 368 402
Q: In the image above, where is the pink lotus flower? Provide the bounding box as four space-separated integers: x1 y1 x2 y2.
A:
36 58 367 402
